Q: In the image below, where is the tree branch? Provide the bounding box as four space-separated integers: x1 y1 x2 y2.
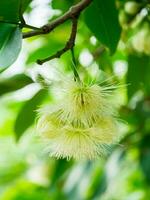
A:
23 0 92 39
37 17 78 65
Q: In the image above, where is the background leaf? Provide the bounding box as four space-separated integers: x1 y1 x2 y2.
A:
51 0 77 12
127 54 150 99
84 0 121 53
14 89 48 140
0 25 22 69
21 0 33 13
0 0 20 23
0 74 33 96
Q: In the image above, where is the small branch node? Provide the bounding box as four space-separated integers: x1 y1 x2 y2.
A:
42 25 51 34
36 16 78 65
23 0 92 38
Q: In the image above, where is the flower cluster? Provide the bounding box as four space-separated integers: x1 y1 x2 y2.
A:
37 80 119 160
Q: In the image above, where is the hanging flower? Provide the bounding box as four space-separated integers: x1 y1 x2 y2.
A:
37 79 119 160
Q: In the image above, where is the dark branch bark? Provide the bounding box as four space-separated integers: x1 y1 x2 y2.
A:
23 0 92 39
37 17 78 65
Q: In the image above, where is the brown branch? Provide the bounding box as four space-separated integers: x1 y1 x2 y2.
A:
37 17 78 65
23 0 92 39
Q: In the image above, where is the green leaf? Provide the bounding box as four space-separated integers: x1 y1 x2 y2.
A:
21 0 32 13
84 0 121 54
51 0 77 12
14 89 48 140
0 0 32 24
0 74 33 96
127 54 150 99
0 25 22 69
140 135 150 184
0 23 14 49
0 0 20 23
51 159 73 185
0 162 27 184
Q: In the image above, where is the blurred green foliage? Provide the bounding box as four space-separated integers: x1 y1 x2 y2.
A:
0 0 150 199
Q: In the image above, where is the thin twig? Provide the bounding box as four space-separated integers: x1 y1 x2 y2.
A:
0 20 41 30
23 24 41 30
23 0 92 39
37 17 78 65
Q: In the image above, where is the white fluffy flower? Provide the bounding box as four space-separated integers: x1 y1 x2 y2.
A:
37 80 119 160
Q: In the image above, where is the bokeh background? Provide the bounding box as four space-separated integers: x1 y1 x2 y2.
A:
0 0 150 199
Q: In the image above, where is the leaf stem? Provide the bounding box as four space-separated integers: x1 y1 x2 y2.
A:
23 24 41 30
71 48 81 82
0 20 41 30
